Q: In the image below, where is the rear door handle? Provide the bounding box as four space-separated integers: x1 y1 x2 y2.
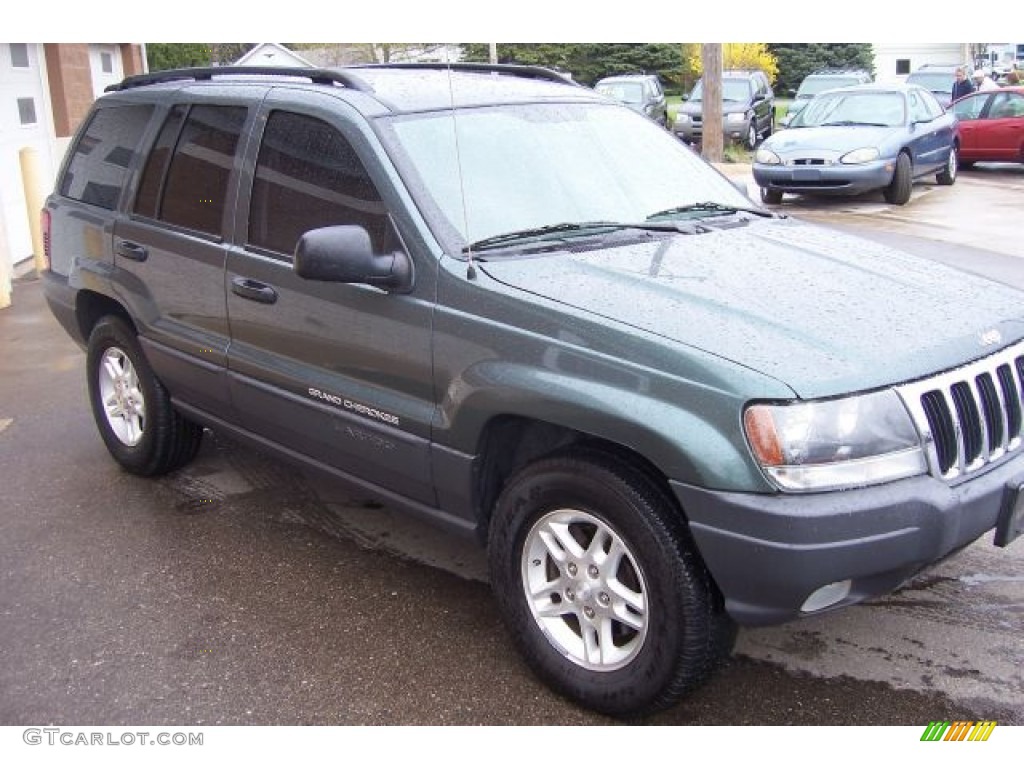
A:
116 241 148 262
231 276 278 305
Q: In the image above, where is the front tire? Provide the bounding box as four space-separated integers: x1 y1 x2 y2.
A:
487 450 735 717
760 186 783 205
745 121 758 150
86 316 203 476
883 152 912 205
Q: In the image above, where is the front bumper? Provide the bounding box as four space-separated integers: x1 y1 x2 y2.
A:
671 455 1024 626
752 159 894 196
674 118 751 144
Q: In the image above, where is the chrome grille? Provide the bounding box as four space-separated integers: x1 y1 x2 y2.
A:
897 340 1024 481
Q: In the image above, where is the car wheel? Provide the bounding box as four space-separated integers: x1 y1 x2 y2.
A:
936 146 957 185
86 315 203 476
882 152 912 205
760 186 783 205
487 449 735 717
745 122 758 150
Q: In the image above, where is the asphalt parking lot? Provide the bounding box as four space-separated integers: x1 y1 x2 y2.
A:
1 163 1022 728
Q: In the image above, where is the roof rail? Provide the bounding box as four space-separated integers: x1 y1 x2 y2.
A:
105 66 374 93
346 61 578 86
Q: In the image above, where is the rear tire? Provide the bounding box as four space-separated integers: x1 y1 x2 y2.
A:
487 449 735 717
86 316 203 476
936 146 957 185
883 152 912 205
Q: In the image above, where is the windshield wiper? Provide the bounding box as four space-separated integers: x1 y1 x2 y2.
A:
462 220 700 252
646 201 774 221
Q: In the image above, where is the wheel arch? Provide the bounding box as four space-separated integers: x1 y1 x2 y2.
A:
75 289 135 343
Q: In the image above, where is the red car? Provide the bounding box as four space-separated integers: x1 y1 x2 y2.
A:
951 86 1024 167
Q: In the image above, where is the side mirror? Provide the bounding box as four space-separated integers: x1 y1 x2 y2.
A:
294 225 413 293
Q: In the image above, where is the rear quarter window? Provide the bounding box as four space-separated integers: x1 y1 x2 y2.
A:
59 104 154 210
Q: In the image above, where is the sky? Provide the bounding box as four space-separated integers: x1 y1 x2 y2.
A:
8 2 1004 46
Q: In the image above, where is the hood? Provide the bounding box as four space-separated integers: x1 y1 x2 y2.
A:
478 218 1024 399
764 125 901 156
764 125 901 157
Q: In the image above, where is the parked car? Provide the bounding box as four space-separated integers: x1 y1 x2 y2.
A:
594 73 669 127
753 83 959 205
43 64 1023 718
951 86 1024 166
906 63 973 108
781 68 873 126
672 69 774 149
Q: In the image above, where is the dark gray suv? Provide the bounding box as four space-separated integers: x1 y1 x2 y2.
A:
42 63 1024 718
673 69 775 148
594 73 669 127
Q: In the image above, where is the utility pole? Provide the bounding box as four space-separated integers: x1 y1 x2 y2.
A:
489 44 498 64
701 44 724 163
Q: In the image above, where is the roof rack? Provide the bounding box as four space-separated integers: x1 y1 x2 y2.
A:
345 61 578 86
105 66 374 93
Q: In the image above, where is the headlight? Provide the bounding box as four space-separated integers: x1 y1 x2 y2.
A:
755 148 781 165
675 114 690 124
840 147 880 164
743 390 927 492
725 112 748 124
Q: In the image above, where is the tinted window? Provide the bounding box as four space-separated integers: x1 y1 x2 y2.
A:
248 111 388 257
133 105 186 219
60 104 154 210
156 105 247 237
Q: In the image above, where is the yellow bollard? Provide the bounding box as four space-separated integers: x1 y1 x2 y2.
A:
19 146 46 277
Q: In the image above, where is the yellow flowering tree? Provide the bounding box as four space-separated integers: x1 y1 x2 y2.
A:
685 43 779 84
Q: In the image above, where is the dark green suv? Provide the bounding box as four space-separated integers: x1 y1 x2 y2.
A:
42 63 1024 717
673 69 775 148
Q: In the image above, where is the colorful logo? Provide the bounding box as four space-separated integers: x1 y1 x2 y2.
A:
920 721 997 742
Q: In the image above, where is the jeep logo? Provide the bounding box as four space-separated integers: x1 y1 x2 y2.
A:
980 329 1002 347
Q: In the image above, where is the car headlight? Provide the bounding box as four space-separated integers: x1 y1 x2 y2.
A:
754 148 781 165
725 112 748 124
743 390 927 492
675 114 690 124
840 147 880 164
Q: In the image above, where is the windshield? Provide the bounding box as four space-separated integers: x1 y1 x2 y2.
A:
595 81 643 104
906 72 952 92
792 91 906 127
689 78 753 103
384 103 752 250
796 76 863 98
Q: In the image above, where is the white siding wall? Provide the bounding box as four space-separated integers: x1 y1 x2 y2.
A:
874 44 971 83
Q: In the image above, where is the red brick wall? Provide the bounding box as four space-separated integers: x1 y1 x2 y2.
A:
43 44 93 138
43 44 145 138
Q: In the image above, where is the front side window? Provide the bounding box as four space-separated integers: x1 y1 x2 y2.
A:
953 93 988 120
248 110 388 258
60 104 154 210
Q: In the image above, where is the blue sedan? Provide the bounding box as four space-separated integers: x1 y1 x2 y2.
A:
753 83 959 205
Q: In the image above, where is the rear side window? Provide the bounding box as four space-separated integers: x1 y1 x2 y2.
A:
60 104 154 210
133 104 247 237
248 110 389 258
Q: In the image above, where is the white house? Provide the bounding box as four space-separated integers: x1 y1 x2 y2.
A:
1 43 145 281
232 43 314 68
873 43 972 83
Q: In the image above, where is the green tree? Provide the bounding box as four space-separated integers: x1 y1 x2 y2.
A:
767 44 874 95
145 43 255 71
461 43 686 88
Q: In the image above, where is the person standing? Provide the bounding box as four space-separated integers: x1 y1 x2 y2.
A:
951 66 975 102
973 70 999 92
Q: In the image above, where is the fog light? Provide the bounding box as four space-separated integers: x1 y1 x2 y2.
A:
800 580 852 613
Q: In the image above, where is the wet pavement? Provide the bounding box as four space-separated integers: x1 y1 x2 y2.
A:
1 165 1023 726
